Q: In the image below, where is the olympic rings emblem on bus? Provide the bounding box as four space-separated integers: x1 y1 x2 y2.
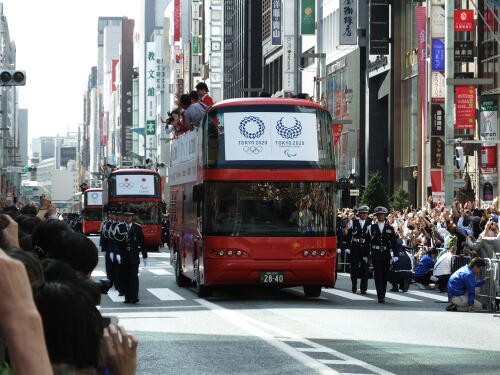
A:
276 117 302 139
91 193 99 200
239 116 265 139
119 183 135 189
243 146 263 154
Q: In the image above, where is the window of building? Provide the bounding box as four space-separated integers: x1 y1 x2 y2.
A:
262 0 271 42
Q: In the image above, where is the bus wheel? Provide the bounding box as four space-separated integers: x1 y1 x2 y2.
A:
303 285 322 298
195 259 212 298
174 252 190 288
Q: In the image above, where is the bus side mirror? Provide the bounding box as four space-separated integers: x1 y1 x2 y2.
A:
193 184 204 203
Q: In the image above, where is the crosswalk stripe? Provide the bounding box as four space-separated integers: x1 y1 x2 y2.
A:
147 288 185 301
148 269 173 276
407 290 449 302
148 253 171 258
322 289 373 301
91 271 106 278
367 290 422 302
107 290 125 302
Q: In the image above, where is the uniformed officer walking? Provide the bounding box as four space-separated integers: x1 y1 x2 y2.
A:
113 212 128 296
118 212 145 304
367 206 398 303
347 205 371 294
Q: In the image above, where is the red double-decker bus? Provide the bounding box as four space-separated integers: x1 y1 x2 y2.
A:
82 188 103 235
103 169 163 251
169 98 337 297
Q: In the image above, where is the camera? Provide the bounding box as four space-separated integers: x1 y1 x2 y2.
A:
96 278 112 294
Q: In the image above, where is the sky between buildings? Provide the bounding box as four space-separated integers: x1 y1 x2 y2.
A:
2 0 138 143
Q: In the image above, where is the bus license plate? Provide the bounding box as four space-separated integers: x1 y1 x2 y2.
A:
260 271 284 283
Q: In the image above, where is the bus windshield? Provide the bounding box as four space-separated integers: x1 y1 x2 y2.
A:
107 202 161 225
107 173 161 199
204 104 335 169
83 208 102 222
204 181 336 237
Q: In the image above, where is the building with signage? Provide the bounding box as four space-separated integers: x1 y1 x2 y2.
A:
223 0 262 98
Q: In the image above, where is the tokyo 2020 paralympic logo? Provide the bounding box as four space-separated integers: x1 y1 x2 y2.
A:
276 117 302 139
239 116 265 139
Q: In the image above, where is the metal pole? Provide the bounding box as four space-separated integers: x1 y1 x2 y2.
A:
444 0 455 206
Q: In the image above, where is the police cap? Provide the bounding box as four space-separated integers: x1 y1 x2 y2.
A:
357 205 369 213
124 212 135 216
374 206 388 215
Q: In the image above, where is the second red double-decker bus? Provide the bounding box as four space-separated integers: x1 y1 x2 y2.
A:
82 188 103 235
169 98 337 297
103 169 163 251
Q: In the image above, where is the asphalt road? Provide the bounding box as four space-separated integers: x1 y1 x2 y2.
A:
90 238 500 375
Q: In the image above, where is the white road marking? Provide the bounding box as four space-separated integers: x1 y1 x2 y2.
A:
100 305 204 312
196 299 395 375
337 273 350 277
148 253 171 258
366 290 422 302
91 271 106 277
147 288 185 301
148 269 173 276
322 289 373 301
407 290 449 302
107 290 125 303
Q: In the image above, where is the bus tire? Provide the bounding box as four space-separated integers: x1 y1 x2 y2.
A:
303 285 322 298
174 252 190 288
195 259 212 298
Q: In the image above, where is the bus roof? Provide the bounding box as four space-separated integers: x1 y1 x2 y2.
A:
111 169 159 175
84 188 102 192
211 98 328 111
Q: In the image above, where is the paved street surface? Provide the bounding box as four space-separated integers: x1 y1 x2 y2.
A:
90 238 500 375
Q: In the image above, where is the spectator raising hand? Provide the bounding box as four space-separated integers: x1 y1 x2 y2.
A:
104 324 139 375
0 248 52 375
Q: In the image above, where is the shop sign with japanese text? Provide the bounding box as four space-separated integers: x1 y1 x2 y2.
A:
480 99 498 141
431 39 445 70
271 0 282 46
454 41 474 63
340 0 357 45
431 104 445 136
454 10 474 31
431 137 445 168
455 85 476 130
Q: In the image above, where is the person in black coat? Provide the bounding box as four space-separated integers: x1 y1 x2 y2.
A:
367 206 398 303
347 206 371 294
118 212 145 304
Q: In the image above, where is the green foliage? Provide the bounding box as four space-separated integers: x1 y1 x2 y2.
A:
390 187 411 212
360 171 389 211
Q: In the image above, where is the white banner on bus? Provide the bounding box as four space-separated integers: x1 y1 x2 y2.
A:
87 191 102 206
224 112 319 161
116 175 155 196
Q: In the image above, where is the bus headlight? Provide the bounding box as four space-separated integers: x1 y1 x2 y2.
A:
218 250 225 256
227 250 233 256
303 250 309 256
236 250 242 256
311 250 317 256
320 250 326 256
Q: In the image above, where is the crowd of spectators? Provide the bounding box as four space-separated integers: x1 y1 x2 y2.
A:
337 198 500 293
0 196 138 375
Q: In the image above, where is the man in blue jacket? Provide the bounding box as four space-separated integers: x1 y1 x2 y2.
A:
414 248 438 287
447 257 487 312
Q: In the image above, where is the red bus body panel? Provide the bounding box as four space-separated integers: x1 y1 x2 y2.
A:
202 236 336 286
141 224 163 245
82 221 102 235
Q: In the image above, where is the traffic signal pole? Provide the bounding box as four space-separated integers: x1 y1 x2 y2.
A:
444 0 455 206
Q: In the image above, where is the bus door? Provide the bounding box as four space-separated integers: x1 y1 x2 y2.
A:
181 182 198 279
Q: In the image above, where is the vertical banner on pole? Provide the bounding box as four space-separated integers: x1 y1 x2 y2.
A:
340 0 357 45
416 7 427 134
174 0 181 42
301 0 315 35
455 85 476 130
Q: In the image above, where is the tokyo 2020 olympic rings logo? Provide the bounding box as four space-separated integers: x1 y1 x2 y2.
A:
91 193 99 200
239 116 265 139
119 182 134 189
243 146 263 154
276 117 302 139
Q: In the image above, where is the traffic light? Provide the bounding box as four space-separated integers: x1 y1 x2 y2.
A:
455 146 465 171
0 70 26 86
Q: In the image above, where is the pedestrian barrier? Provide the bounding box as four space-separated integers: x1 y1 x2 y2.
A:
475 258 500 311
451 255 471 274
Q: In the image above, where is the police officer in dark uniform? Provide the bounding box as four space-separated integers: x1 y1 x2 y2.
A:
99 210 114 287
347 205 371 294
109 211 124 295
118 212 145 304
367 206 398 303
